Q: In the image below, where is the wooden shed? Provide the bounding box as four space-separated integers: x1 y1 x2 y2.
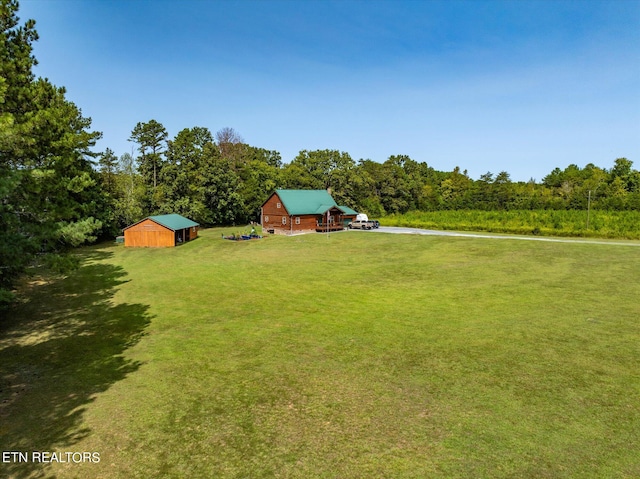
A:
123 214 199 247
261 189 358 235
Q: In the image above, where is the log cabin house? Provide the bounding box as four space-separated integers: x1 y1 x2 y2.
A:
123 214 199 247
261 189 358 235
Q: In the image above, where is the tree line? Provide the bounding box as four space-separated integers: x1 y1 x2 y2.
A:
103 119 639 237
1 0 638 304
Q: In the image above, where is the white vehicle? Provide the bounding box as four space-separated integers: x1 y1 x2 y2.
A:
355 213 369 222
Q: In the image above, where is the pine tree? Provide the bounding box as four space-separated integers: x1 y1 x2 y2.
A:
0 0 104 305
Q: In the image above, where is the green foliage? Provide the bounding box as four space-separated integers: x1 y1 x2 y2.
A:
156 127 247 225
284 149 359 207
159 126 214 223
202 156 245 225
98 147 118 195
0 181 27 304
57 217 102 246
238 152 282 222
0 287 15 305
40 250 81 274
129 119 167 209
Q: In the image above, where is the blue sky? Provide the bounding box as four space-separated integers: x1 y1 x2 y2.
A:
20 0 640 181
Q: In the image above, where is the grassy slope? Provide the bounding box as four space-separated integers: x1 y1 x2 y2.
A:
1 228 639 478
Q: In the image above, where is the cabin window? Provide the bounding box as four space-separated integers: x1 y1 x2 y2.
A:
282 217 286 225
276 202 281 209
295 217 300 225
264 216 269 223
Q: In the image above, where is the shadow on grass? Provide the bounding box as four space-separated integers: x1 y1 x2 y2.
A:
0 247 152 479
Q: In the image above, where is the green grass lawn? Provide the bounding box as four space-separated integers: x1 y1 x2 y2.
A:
2 228 639 478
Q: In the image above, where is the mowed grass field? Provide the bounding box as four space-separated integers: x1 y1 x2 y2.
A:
1 228 639 478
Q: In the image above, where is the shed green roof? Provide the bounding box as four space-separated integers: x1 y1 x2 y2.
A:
273 189 338 215
148 214 199 231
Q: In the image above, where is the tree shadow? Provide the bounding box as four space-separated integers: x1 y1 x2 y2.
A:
0 247 153 478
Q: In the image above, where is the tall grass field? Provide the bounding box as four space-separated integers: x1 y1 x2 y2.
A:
382 210 640 239
1 228 639 478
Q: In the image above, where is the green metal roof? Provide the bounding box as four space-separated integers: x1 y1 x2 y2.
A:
148 214 199 231
274 190 338 215
315 204 335 214
338 205 358 215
